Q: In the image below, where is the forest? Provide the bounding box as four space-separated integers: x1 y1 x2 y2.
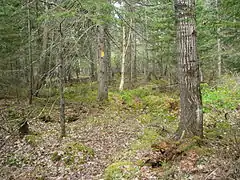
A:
0 0 239 179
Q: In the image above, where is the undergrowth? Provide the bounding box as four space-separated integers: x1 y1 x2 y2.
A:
1 75 239 179
105 75 240 179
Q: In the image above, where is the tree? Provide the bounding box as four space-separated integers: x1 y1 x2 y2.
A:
97 24 109 101
119 21 126 91
97 0 112 101
175 0 203 138
27 0 33 104
35 0 50 96
119 2 132 91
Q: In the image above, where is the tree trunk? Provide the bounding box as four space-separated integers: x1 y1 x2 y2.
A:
105 28 112 84
59 23 66 138
126 27 132 82
97 25 108 101
216 0 221 78
89 34 96 82
217 38 221 78
41 0 49 74
119 25 126 91
144 7 150 82
27 0 33 105
175 0 203 138
132 19 137 82
119 9 132 91
34 0 49 96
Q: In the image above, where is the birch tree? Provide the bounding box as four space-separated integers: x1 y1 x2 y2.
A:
119 2 132 91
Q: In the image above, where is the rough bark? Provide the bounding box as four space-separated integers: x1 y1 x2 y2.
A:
175 0 203 138
216 0 221 78
28 0 33 105
105 28 112 84
217 38 221 78
59 23 66 137
126 26 132 82
97 25 108 101
34 1 49 96
144 7 150 82
132 20 137 82
89 27 96 82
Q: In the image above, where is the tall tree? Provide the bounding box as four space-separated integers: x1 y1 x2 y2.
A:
216 0 222 78
97 24 109 101
175 0 203 138
97 0 114 101
131 11 137 82
119 22 126 91
59 21 66 138
35 0 49 96
27 0 33 104
119 2 132 91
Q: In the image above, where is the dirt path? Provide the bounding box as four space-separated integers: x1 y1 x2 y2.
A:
0 105 143 180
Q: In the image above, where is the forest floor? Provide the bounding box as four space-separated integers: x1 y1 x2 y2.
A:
0 76 240 180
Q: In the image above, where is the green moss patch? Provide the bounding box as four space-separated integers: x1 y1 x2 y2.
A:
131 128 159 151
61 142 94 165
64 83 98 103
104 161 139 180
25 132 42 146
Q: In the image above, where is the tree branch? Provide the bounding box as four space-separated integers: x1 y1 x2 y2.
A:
114 8 151 43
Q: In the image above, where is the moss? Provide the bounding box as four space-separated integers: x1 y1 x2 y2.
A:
131 128 159 151
5 154 30 167
137 114 152 124
64 83 98 103
25 133 42 146
177 140 197 153
159 166 177 180
150 79 168 86
38 87 58 98
7 108 19 119
36 176 46 180
205 128 224 140
173 137 213 157
63 142 94 165
110 88 151 110
6 155 21 167
143 95 179 115
66 115 78 123
104 161 139 180
51 152 62 162
135 159 145 167
143 95 162 107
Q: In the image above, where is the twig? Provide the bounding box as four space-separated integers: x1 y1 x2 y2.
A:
114 9 151 43
0 135 12 150
204 168 219 180
0 125 11 134
180 130 185 140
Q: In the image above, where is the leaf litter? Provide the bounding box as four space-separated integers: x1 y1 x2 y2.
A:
0 78 240 180
0 101 143 180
